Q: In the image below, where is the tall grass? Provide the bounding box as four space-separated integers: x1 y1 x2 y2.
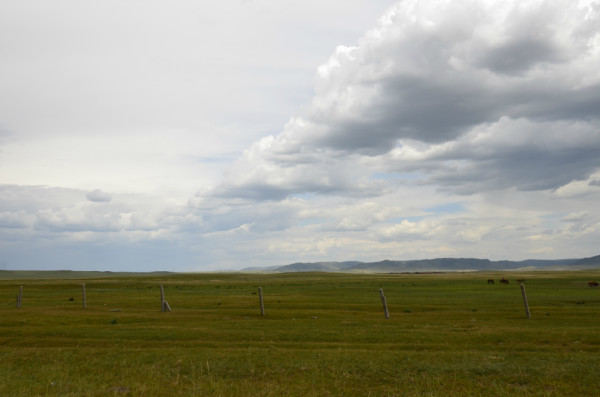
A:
1 271 599 396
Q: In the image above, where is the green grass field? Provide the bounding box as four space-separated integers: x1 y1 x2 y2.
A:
1 271 599 396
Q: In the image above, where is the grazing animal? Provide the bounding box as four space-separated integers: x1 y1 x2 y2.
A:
487 279 494 284
500 278 509 284
588 281 599 288
517 279 525 284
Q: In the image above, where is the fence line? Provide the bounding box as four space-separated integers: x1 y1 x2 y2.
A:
1 280 543 320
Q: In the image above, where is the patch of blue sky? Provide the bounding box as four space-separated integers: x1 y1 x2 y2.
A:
400 172 428 180
293 192 318 200
424 202 465 214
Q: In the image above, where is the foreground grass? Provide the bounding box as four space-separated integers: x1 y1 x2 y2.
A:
1 271 599 396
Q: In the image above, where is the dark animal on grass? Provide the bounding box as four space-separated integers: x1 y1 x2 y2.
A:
500 278 509 284
588 281 599 288
517 279 525 284
487 279 494 284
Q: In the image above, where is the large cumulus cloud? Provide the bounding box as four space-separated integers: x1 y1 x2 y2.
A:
204 0 600 201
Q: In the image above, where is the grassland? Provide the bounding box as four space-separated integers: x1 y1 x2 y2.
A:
1 271 599 396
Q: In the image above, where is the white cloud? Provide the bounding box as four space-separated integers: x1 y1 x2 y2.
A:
86 189 112 203
0 210 35 229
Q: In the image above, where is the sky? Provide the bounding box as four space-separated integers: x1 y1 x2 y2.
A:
1 0 600 272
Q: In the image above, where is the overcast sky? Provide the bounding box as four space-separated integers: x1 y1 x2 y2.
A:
1 0 599 272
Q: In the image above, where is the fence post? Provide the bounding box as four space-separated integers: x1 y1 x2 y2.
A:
520 283 531 319
258 287 265 316
82 283 87 309
379 289 390 319
160 285 171 312
16 286 23 309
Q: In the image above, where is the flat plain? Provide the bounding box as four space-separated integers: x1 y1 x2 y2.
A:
1 271 599 396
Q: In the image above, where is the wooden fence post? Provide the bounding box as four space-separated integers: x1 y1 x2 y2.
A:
16 286 23 309
520 283 531 319
379 289 390 319
258 287 265 316
160 285 171 312
81 283 87 309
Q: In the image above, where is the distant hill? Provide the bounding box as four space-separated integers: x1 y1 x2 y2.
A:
568 255 600 268
243 255 600 273
4 255 599 278
0 270 175 280
274 261 362 272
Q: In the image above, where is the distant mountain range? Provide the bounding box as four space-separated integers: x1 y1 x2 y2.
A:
243 255 600 273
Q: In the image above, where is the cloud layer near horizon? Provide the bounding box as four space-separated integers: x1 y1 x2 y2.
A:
1 0 600 271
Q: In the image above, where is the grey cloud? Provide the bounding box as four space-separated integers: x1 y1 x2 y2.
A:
210 183 293 202
86 189 112 202
210 176 387 202
318 68 600 153
427 148 599 195
532 84 600 123
327 76 494 148
387 118 600 194
477 38 564 75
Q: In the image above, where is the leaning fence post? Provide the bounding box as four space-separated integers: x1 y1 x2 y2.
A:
520 283 531 319
82 283 87 309
379 289 390 319
160 285 171 312
258 287 265 316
